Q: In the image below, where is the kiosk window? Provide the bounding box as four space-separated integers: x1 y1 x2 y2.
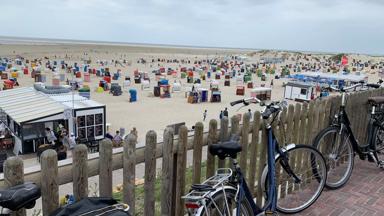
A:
300 88 307 95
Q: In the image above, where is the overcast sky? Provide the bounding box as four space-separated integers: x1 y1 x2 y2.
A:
1 0 383 54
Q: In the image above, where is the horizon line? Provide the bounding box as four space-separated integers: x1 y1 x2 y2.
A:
0 35 383 57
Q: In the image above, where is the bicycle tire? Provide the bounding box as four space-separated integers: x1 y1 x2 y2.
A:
372 124 384 162
262 144 327 214
198 187 254 216
313 126 354 189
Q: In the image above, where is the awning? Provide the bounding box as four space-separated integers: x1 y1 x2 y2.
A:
0 87 66 124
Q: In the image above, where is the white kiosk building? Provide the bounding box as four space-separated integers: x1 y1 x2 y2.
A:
0 87 106 154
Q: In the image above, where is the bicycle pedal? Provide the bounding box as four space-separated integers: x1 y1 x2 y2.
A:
264 210 278 216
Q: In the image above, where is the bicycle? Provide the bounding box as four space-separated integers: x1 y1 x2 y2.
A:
183 98 327 215
312 82 382 189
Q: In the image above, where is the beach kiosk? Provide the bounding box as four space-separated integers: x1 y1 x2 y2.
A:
0 87 106 154
284 82 314 101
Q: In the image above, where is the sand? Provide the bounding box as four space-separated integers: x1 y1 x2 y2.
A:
1 42 384 214
1 43 383 147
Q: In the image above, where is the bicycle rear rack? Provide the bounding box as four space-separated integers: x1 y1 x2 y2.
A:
182 168 233 201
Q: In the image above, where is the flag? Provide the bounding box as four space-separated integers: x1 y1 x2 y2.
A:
341 55 348 66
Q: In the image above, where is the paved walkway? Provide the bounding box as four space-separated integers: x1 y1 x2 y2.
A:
295 160 384 216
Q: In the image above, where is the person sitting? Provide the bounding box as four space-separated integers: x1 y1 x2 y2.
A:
57 145 67 161
112 131 123 147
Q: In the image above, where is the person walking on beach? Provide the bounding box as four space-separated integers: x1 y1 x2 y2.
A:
203 110 207 121
219 111 223 119
223 108 229 118
270 79 274 88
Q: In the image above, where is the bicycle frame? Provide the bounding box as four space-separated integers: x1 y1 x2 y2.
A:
233 121 281 215
332 92 384 160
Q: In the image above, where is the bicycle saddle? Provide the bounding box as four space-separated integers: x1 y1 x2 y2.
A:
368 96 384 105
209 141 242 159
0 182 41 211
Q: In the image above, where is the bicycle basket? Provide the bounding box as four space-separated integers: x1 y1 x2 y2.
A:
49 197 131 216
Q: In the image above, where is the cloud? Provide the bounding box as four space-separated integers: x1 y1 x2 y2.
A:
0 0 383 54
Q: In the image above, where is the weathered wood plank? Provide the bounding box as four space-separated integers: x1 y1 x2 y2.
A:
218 117 229 168
192 122 204 184
206 119 218 178
256 122 267 206
161 128 174 216
73 144 88 201
41 150 59 216
248 111 261 195
144 131 157 216
123 134 136 215
175 126 188 216
4 157 26 216
240 112 251 178
99 139 113 197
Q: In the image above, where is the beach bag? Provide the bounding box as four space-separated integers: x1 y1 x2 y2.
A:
50 197 130 216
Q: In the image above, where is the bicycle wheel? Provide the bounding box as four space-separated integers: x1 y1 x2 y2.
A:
262 145 327 214
313 126 354 189
199 188 254 216
372 124 384 161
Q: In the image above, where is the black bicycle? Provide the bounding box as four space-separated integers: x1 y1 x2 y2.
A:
183 99 327 215
312 82 383 189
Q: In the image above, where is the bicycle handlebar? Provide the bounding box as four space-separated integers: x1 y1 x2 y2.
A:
328 82 381 92
230 98 287 119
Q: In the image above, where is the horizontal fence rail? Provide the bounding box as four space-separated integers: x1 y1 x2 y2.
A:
1 88 383 216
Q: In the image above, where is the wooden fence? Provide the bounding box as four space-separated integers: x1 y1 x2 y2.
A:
1 88 384 216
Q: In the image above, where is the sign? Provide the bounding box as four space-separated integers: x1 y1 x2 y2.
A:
63 109 72 120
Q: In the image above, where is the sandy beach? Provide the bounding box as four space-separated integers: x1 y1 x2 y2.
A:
1 43 383 147
1 41 384 215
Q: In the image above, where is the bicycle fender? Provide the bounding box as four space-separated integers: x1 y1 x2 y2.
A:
260 143 296 192
193 186 237 215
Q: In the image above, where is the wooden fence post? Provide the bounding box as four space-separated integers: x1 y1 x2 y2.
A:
73 144 88 201
4 157 25 216
144 130 157 216
192 122 204 184
240 112 251 178
175 126 188 216
248 111 261 195
161 128 174 216
256 122 267 206
123 134 136 215
218 117 229 168
206 119 218 178
41 150 59 216
286 104 295 143
99 139 112 197
230 115 240 136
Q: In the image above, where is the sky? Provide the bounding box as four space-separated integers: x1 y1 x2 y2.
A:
0 0 383 54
